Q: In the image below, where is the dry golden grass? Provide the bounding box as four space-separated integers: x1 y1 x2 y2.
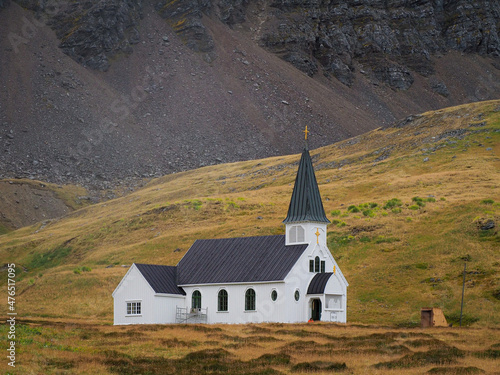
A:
0 100 499 328
1 319 498 374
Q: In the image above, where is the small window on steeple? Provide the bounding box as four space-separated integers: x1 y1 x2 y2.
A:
289 225 305 243
315 256 320 273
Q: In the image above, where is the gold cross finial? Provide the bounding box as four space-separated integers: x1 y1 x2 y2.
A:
315 228 320 244
303 125 310 140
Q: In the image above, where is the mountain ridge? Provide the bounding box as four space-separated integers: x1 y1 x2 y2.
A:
1 0 499 192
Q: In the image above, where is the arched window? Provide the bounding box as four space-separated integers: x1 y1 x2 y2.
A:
218 289 228 312
245 288 256 311
192 290 201 309
314 256 320 273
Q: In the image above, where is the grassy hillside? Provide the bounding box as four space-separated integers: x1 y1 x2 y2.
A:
0 100 499 327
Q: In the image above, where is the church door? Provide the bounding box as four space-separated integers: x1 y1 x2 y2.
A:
311 299 322 321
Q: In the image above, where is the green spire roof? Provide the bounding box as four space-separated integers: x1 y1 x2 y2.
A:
283 147 330 224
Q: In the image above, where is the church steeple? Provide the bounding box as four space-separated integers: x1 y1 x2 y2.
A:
283 146 330 224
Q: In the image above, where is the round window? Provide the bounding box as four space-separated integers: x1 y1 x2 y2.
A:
294 289 300 301
271 290 277 301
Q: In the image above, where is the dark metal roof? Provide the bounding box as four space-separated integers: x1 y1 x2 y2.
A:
135 263 186 295
177 235 308 285
307 272 334 294
283 147 330 224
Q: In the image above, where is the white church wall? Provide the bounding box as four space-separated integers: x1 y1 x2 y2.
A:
284 245 317 322
113 265 157 325
323 272 347 323
181 282 304 324
153 294 186 324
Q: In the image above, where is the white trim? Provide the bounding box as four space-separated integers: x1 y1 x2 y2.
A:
178 280 285 287
111 264 135 297
270 289 278 302
294 288 300 302
126 300 142 316
191 289 202 309
154 293 186 298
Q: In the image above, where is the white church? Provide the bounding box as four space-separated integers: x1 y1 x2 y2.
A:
112 142 348 325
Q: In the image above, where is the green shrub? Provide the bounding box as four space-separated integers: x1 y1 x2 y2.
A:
426 197 436 202
412 197 426 207
348 205 360 213
409 205 420 210
384 198 402 209
73 268 81 275
363 209 375 217
81 266 92 272
440 197 446 201
333 219 346 227
331 210 341 216
225 201 239 209
392 208 402 214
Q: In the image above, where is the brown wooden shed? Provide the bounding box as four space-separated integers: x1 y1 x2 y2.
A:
421 307 448 328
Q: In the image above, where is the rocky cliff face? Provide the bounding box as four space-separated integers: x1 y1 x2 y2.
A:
6 0 499 88
259 0 500 89
1 0 500 193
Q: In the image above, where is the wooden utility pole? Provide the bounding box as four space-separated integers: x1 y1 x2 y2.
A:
459 262 467 327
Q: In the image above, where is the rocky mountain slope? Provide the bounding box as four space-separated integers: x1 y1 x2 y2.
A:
1 0 499 192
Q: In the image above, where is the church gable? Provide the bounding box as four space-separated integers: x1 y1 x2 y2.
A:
177 235 308 285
